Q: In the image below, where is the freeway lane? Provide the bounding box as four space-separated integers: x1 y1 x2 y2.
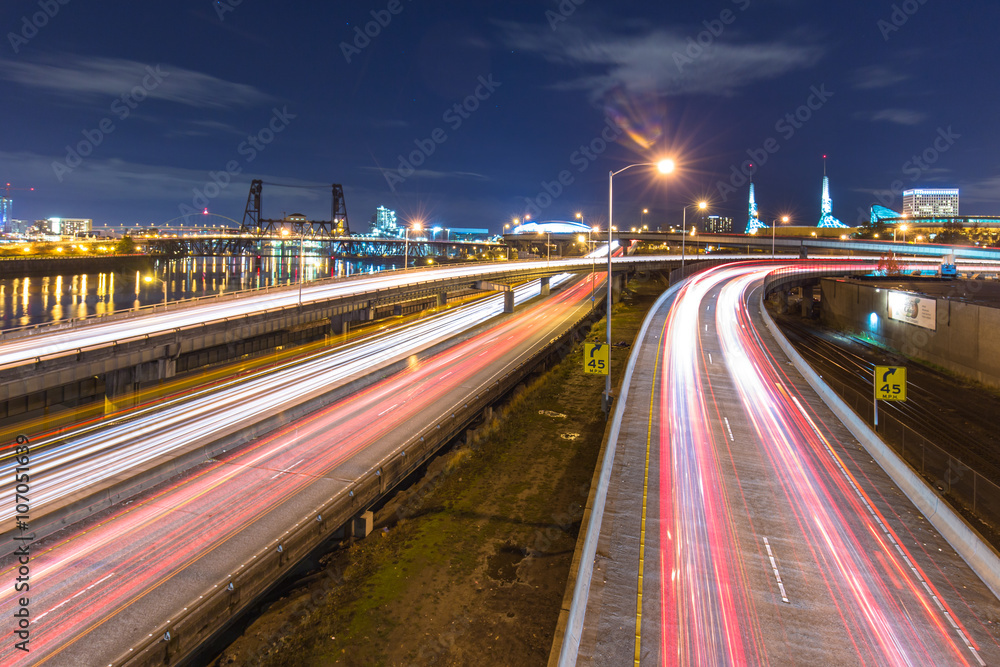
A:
576 263 1000 665
0 271 599 666
0 274 572 535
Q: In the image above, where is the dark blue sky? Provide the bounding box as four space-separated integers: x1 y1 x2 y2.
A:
2 0 998 232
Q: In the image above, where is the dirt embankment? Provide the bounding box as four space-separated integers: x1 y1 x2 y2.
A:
212 279 663 667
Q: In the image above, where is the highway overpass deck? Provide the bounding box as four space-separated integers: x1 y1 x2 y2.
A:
556 263 1000 665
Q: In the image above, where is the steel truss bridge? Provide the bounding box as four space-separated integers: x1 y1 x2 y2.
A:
138 234 502 259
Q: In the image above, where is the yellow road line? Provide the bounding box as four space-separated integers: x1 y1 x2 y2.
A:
635 316 668 666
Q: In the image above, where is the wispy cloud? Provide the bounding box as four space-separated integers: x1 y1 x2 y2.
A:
497 21 824 100
855 108 927 126
364 166 489 182
0 55 273 109
850 65 910 90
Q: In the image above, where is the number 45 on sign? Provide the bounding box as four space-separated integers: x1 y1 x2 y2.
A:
584 343 609 375
874 365 906 428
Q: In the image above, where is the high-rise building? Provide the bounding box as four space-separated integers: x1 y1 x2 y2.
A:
47 218 93 236
369 205 401 237
903 189 959 217
701 215 733 234
1 198 11 235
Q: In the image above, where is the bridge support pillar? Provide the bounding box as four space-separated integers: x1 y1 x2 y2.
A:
503 290 515 314
437 292 447 308
351 511 374 538
612 274 624 303
393 304 403 317
540 277 550 296
800 285 814 317
104 359 176 414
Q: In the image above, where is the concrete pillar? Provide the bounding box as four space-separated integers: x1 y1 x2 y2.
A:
437 292 447 307
801 285 814 317
393 304 403 317
540 276 550 296
612 274 624 303
776 290 788 314
104 367 139 413
352 510 374 538
331 314 345 335
503 290 515 314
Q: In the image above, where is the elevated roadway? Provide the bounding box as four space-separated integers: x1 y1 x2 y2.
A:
0 272 603 666
558 262 1000 665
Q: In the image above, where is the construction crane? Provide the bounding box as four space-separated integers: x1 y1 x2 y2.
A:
1 183 34 233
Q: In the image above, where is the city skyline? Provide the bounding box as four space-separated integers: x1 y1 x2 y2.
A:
1 1 998 232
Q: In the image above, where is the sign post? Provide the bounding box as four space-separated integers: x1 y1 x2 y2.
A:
584 343 609 376
874 365 907 428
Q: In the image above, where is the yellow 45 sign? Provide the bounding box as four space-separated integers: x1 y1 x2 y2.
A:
875 366 906 401
584 343 609 375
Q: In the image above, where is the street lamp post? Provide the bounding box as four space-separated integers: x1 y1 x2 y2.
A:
772 215 790 258
403 224 421 271
607 158 675 412
682 201 708 270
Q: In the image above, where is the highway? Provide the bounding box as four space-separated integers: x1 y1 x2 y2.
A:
0 273 576 534
0 254 760 371
0 270 600 666
573 263 1000 665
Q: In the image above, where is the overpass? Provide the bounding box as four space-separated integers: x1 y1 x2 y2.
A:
506 230 1000 262
0 256 739 421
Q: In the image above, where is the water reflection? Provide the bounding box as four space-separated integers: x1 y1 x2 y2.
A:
0 254 397 331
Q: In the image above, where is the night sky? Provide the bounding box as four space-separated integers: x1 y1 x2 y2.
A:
2 0 998 233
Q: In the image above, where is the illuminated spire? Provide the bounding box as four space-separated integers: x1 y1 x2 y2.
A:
817 155 847 228
745 172 766 234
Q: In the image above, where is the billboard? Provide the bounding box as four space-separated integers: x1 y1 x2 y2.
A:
887 290 937 331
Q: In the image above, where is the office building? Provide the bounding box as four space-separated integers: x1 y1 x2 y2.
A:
701 215 733 234
369 206 401 237
903 189 959 217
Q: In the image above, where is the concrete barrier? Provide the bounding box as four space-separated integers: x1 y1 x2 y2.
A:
760 295 1000 601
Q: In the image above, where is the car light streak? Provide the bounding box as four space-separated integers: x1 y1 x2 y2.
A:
0 270 600 665
0 274 574 527
649 261 989 666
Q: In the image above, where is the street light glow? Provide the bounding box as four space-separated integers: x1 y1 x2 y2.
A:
657 159 676 174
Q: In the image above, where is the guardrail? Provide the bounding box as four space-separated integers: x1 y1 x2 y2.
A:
818 372 1000 535
109 301 595 666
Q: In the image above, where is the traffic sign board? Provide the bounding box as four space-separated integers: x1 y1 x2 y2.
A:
875 366 906 401
584 343 609 375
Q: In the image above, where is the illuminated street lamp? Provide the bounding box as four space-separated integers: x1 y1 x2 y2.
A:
772 215 790 258
605 158 675 411
682 201 708 270
641 208 648 229
895 223 909 243
404 222 422 271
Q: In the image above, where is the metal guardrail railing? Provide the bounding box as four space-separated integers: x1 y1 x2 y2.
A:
821 367 1000 535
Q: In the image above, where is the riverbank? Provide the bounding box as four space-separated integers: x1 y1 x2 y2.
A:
210 277 664 666
0 253 152 278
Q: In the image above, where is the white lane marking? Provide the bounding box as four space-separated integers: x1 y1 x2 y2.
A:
377 403 399 417
708 353 713 364
37 571 116 621
790 395 985 666
269 458 305 480
723 417 735 442
763 537 790 603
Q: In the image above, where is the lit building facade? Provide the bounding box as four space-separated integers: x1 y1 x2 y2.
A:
701 215 734 233
0 198 11 234
369 205 401 237
51 217 93 236
903 189 959 217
